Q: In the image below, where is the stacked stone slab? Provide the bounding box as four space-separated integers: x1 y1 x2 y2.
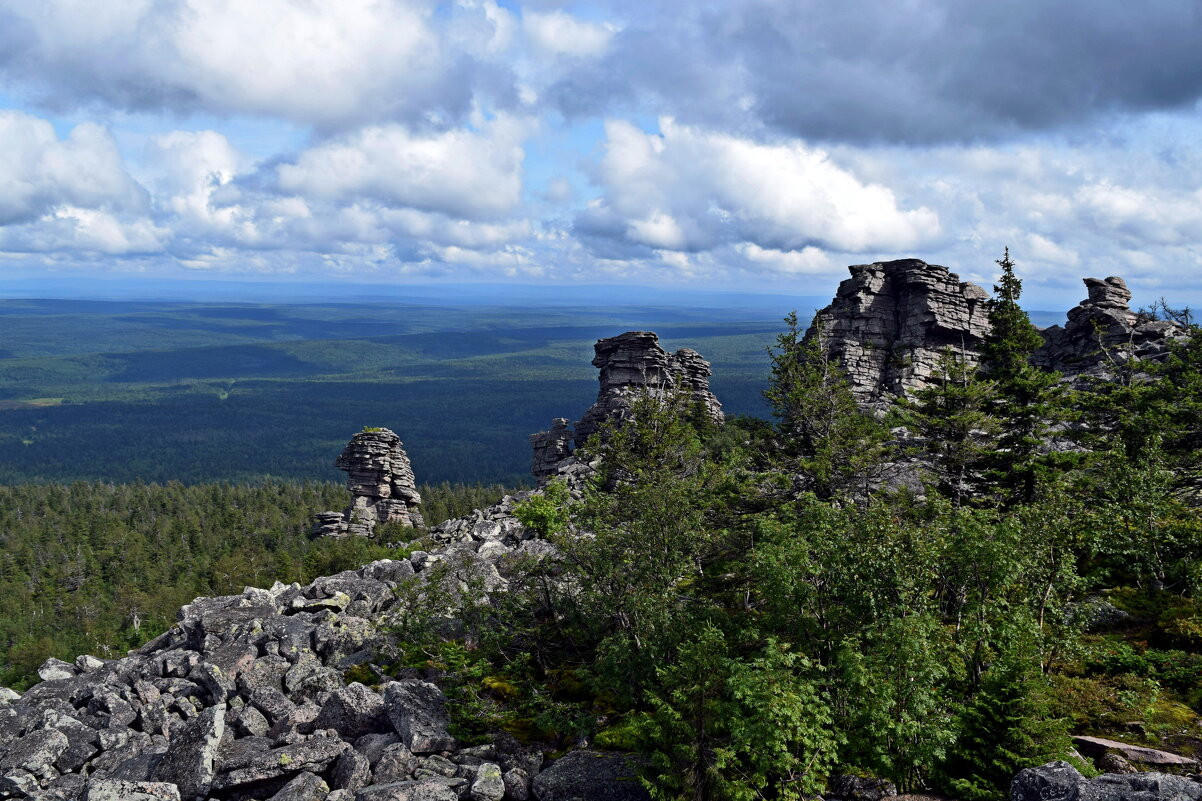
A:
313 429 424 538
808 262 1188 408
530 419 573 481
805 259 992 409
575 331 724 445
1033 276 1188 379
530 332 724 481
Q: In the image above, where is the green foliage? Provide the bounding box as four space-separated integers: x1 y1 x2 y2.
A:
938 665 1071 801
637 627 840 801
980 249 1068 505
513 479 571 538
894 349 1000 506
0 478 514 687
764 312 889 501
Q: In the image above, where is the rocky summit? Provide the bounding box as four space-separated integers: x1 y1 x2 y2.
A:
530 331 723 480
808 260 1187 407
1033 276 1188 379
313 429 425 539
805 259 992 409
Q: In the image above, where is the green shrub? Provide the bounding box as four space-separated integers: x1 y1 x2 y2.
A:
513 479 570 538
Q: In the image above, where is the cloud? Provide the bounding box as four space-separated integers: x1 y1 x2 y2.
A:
523 11 616 59
545 0 1202 144
0 111 147 224
274 115 530 221
0 0 508 127
577 118 940 259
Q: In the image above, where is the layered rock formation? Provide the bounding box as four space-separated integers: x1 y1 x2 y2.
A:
530 331 724 480
529 420 572 482
575 331 724 445
313 429 424 539
1033 276 1187 379
805 259 992 408
809 261 1188 406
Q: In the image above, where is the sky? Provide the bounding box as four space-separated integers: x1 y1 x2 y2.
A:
1 0 1201 307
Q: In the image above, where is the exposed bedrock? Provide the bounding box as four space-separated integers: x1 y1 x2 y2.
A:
529 331 724 481
805 258 991 409
809 261 1188 407
313 429 424 539
1033 276 1188 379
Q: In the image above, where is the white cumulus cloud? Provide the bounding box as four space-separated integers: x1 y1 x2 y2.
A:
578 118 940 259
275 116 530 221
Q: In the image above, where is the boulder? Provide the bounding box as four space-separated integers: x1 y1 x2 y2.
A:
826 774 898 801
531 750 650 801
383 681 456 754
470 763 504 801
314 683 389 740
152 702 224 800
83 779 182 801
210 738 350 792
1072 736 1199 769
355 780 459 801
269 771 330 801
0 727 69 773
1010 761 1202 801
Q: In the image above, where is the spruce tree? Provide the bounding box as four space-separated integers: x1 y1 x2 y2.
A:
895 349 999 506
764 312 889 502
979 249 1065 505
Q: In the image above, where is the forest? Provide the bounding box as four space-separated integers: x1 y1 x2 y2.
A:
0 298 786 486
0 264 1198 800
0 480 507 689
380 259 1202 800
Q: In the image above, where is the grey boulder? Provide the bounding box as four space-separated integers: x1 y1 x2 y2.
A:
83 779 182 801
531 750 650 801
1011 761 1202 801
383 681 456 754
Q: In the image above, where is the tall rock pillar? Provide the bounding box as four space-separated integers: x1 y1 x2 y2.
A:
312 427 424 538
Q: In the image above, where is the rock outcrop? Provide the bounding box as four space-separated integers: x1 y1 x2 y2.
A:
530 332 724 481
808 261 1188 407
1033 276 1188 379
806 259 992 409
529 420 572 482
314 429 424 538
0 480 644 801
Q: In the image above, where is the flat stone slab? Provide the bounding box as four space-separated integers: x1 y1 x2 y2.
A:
1072 736 1199 768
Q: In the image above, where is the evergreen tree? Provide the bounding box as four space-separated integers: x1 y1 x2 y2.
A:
894 349 1000 506
764 312 890 502
979 249 1066 504
938 663 1070 801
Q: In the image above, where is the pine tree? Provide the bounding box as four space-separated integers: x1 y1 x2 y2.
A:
979 249 1065 505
